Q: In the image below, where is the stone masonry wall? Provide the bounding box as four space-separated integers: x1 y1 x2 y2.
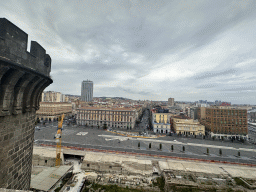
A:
0 112 35 189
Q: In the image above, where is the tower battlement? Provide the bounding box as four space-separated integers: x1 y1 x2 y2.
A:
0 18 51 77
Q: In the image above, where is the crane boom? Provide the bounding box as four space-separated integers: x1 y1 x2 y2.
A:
55 114 64 166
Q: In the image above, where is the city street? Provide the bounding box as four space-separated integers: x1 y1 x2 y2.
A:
34 121 256 165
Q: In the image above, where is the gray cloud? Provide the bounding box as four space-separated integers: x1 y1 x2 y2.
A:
194 69 237 80
1 0 256 104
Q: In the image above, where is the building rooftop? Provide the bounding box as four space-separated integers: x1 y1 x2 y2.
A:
30 165 73 191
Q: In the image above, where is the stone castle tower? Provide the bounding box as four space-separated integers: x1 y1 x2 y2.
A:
0 18 52 189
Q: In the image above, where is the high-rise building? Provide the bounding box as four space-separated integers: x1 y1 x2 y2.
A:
168 98 174 106
81 80 93 102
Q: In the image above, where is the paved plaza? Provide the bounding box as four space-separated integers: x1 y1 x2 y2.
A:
34 121 256 165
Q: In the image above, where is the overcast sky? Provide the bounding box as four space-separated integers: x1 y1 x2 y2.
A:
1 0 256 104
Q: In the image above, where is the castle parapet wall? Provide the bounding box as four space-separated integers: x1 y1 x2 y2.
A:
0 18 51 77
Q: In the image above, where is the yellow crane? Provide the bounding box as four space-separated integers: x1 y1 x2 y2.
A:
55 114 64 166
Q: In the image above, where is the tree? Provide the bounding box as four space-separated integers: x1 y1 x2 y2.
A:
159 143 162 150
207 148 209 155
171 145 173 152
138 142 140 148
183 146 185 152
238 151 240 157
219 149 222 156
149 143 151 149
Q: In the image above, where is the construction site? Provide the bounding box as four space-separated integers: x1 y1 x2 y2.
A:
30 144 256 192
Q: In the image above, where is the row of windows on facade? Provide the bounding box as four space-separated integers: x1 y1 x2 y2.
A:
79 120 132 124
79 114 134 118
206 111 247 115
211 127 247 130
154 114 169 117
79 118 133 122
206 116 247 119
79 115 132 121
207 121 246 124
154 121 170 124
176 127 203 130
78 110 135 115
212 130 247 134
38 109 71 112
177 132 203 135
79 121 133 128
156 125 169 128
206 118 247 121
39 109 71 112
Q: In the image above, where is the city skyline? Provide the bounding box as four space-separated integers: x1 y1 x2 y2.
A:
1 1 256 104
